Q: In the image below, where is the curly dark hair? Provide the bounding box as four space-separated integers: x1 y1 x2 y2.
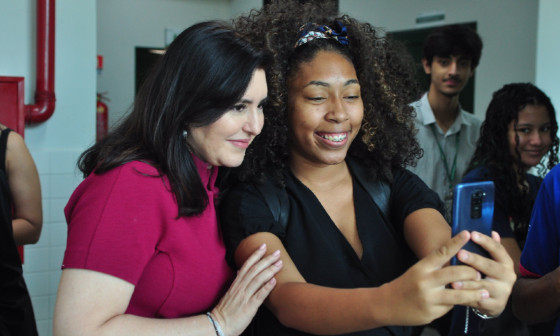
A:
231 0 422 184
467 82 559 242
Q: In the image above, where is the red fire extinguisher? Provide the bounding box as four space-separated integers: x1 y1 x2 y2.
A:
96 93 109 141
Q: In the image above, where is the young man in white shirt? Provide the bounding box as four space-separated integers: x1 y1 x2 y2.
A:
408 24 483 222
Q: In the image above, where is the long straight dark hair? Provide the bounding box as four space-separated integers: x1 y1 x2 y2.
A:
79 21 268 216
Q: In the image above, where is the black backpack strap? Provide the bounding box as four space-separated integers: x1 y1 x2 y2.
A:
347 157 391 222
254 160 390 230
254 175 290 229
0 128 12 172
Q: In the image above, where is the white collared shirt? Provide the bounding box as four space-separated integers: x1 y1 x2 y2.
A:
408 92 482 218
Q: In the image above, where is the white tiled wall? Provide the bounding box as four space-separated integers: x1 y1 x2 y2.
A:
22 149 84 336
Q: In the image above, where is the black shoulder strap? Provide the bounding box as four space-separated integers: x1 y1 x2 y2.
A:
347 158 391 222
0 128 11 172
255 175 289 228
255 160 390 230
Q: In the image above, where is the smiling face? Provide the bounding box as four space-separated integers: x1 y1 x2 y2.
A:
508 104 552 169
187 68 267 167
423 55 473 98
287 50 364 167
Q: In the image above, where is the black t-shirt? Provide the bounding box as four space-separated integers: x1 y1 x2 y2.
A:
221 164 444 336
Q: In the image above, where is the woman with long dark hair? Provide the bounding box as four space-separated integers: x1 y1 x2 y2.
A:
53 21 282 336
462 82 558 335
464 83 558 273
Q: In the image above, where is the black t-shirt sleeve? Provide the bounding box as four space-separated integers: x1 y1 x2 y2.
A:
390 169 446 227
219 183 286 268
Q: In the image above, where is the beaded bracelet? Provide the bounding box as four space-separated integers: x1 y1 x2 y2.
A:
206 312 225 336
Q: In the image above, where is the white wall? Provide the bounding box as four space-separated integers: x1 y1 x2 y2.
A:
536 0 560 124
97 0 233 126
0 1 96 335
340 0 539 120
100 0 542 124
230 0 262 17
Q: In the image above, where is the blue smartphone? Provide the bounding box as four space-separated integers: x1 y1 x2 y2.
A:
451 181 495 265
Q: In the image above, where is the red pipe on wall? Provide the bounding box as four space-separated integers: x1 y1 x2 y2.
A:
25 0 56 124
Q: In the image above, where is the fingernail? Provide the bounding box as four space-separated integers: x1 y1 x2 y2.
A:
274 260 283 267
272 250 280 256
259 243 266 250
458 250 469 262
481 290 489 300
472 232 481 241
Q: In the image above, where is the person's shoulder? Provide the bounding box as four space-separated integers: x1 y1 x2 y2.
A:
540 164 560 192
409 97 422 109
393 166 413 178
411 93 438 128
224 173 283 202
548 164 560 179
527 172 543 183
462 165 490 182
5 128 26 149
4 129 37 172
69 161 167 213
460 110 481 124
120 160 158 175
409 93 427 117
86 160 161 191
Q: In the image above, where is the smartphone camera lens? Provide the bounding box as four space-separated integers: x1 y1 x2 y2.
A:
471 190 483 219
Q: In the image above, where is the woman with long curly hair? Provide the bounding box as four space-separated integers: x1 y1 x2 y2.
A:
464 83 559 274
462 82 558 336
220 2 515 335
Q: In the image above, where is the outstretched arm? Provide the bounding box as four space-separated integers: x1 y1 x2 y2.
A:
234 230 487 335
5 130 42 245
403 208 450 258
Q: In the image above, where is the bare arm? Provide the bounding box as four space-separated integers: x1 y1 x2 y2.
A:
54 245 282 336
403 208 450 258
501 237 522 276
512 267 560 324
5 130 42 245
234 231 486 335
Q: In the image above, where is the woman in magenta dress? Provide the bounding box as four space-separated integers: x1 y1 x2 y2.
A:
54 21 282 336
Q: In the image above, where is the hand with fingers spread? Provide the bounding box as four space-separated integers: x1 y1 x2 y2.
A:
211 244 283 336
382 231 491 326
451 230 516 317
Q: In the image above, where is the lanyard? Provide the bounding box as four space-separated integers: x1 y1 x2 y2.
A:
429 124 460 186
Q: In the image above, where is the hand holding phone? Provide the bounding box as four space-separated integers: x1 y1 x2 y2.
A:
451 181 495 265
